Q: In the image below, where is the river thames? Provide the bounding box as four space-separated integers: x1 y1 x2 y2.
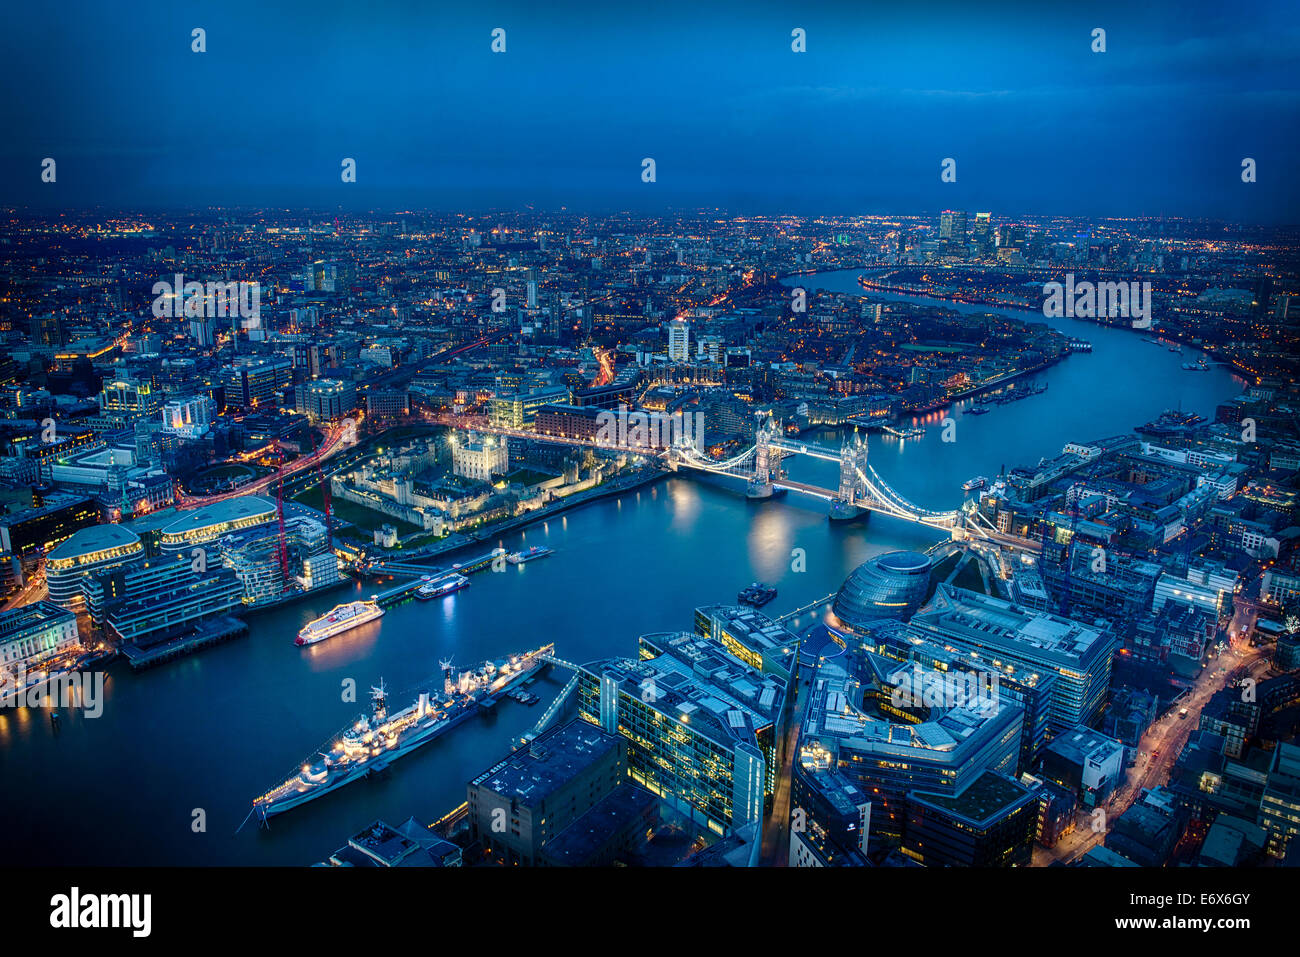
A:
0 270 1246 865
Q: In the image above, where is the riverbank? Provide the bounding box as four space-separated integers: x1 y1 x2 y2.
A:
350 465 669 568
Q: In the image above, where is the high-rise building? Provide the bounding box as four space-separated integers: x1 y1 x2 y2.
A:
576 631 786 838
911 585 1117 733
667 320 690 362
972 212 993 256
939 210 967 257
222 356 293 411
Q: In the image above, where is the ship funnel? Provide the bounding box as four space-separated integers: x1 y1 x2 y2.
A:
417 690 430 717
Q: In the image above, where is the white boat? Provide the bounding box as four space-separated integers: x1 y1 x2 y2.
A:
962 476 987 492
296 600 384 646
506 545 553 565
416 574 469 599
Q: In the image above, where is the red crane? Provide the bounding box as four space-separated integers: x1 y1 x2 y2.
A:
275 478 289 583
316 464 333 550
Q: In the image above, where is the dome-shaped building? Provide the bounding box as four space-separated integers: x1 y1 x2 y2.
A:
832 550 933 631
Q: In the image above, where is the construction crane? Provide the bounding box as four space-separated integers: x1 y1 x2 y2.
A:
316 464 333 551
275 478 289 583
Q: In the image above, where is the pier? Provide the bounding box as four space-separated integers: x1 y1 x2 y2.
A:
363 550 509 606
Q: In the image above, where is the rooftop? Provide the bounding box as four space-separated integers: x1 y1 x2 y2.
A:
159 495 276 537
469 720 620 805
913 584 1114 668
46 522 141 562
908 770 1036 827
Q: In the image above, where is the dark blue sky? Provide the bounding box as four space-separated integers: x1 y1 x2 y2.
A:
1 0 1296 220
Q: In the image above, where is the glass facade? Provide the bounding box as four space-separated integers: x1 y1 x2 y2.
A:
833 551 932 630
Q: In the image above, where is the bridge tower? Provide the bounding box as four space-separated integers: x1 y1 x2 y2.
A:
746 413 777 500
829 432 869 522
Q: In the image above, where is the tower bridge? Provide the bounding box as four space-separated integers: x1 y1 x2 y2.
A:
669 413 971 536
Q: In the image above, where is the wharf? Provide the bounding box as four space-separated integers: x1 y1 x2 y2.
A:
120 616 249 671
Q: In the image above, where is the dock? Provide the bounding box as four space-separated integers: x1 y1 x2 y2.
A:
120 617 249 671
364 549 516 607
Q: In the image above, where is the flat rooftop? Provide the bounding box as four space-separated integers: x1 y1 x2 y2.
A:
913 584 1112 668
696 603 800 655
469 720 620 806
908 770 1035 827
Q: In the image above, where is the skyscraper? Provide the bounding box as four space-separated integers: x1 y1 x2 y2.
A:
667 319 690 362
939 210 967 257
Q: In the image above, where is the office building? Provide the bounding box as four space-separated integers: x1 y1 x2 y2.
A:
576 631 786 838
488 386 570 428
693 603 800 684
1260 743 1300 858
0 496 100 561
467 720 656 866
1038 725 1127 807
44 524 146 610
222 355 293 411
911 585 1117 733
157 496 277 553
903 770 1039 867
161 395 215 438
796 651 1023 842
667 320 690 362
294 378 357 423
830 551 933 633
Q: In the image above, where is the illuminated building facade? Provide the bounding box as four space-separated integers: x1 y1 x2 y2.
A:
576 631 784 838
44 524 146 610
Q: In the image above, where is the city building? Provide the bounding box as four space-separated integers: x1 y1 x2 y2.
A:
467 720 654 866
222 355 293 411
902 770 1039 867
1260 742 1300 858
0 600 80 671
829 551 933 634
451 431 508 483
796 650 1023 842
693 603 800 684
911 584 1118 733
488 386 570 429
0 496 100 562
576 632 786 838
44 524 145 610
1038 725 1126 807
157 496 278 553
294 378 357 423
667 320 690 362
161 395 215 438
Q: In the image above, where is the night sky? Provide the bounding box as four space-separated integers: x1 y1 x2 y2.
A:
1 0 1296 220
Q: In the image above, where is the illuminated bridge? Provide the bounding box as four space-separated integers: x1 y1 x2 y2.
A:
670 414 972 535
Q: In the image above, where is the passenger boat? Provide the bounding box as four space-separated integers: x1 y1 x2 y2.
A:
296 600 384 646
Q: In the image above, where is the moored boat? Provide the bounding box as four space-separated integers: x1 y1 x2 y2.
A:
296 600 384 647
416 574 470 599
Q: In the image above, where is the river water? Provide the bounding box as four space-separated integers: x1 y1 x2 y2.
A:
0 269 1245 865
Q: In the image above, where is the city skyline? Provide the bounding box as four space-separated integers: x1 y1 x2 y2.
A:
4 4 1300 933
